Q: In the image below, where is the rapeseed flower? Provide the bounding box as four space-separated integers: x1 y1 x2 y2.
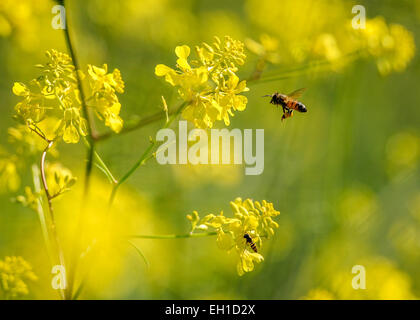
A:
0 256 37 299
358 17 416 75
87 64 125 133
12 50 126 144
187 198 279 276
155 36 249 128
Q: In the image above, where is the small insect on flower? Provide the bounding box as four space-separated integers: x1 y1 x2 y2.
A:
187 198 279 276
263 88 308 121
244 233 258 253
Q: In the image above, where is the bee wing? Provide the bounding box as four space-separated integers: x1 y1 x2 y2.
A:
286 88 306 99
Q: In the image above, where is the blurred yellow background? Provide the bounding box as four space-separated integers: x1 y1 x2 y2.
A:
0 0 419 299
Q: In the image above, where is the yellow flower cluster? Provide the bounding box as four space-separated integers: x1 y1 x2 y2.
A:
12 49 125 144
187 198 279 276
0 0 50 52
87 64 125 133
46 162 77 199
357 17 416 76
0 121 59 194
245 0 415 76
0 256 37 299
9 160 76 211
11 160 76 210
155 36 249 128
15 186 40 211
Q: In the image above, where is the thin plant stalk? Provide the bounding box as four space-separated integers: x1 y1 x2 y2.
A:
61 2 96 299
82 137 117 184
95 109 167 142
107 102 187 209
95 102 186 142
252 50 362 85
39 139 68 300
62 1 95 199
128 232 218 239
31 164 61 297
108 141 156 209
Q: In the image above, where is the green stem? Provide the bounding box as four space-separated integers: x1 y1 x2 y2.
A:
127 240 150 268
128 232 218 239
71 279 85 301
95 110 166 142
62 1 95 299
95 102 186 142
108 140 156 208
107 101 187 209
251 50 362 85
39 140 68 300
31 164 56 282
62 0 95 199
163 102 186 128
118 141 156 186
82 137 117 184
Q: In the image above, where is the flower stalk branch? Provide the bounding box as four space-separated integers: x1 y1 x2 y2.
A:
39 138 68 299
94 101 186 142
128 232 218 239
108 140 156 209
107 101 187 209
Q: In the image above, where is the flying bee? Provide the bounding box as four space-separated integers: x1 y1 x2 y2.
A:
263 88 307 121
244 233 258 253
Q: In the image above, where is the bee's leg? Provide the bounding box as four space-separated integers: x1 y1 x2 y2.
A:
282 105 290 115
281 106 286 121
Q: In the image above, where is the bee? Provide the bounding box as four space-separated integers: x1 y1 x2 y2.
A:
244 233 258 253
263 88 307 121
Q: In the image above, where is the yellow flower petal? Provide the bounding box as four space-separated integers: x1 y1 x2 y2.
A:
155 64 173 76
12 82 29 96
217 230 234 251
175 45 191 59
177 57 191 71
63 124 80 144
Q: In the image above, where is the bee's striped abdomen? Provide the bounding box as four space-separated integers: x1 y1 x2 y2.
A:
244 233 258 253
249 242 257 253
287 99 307 113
